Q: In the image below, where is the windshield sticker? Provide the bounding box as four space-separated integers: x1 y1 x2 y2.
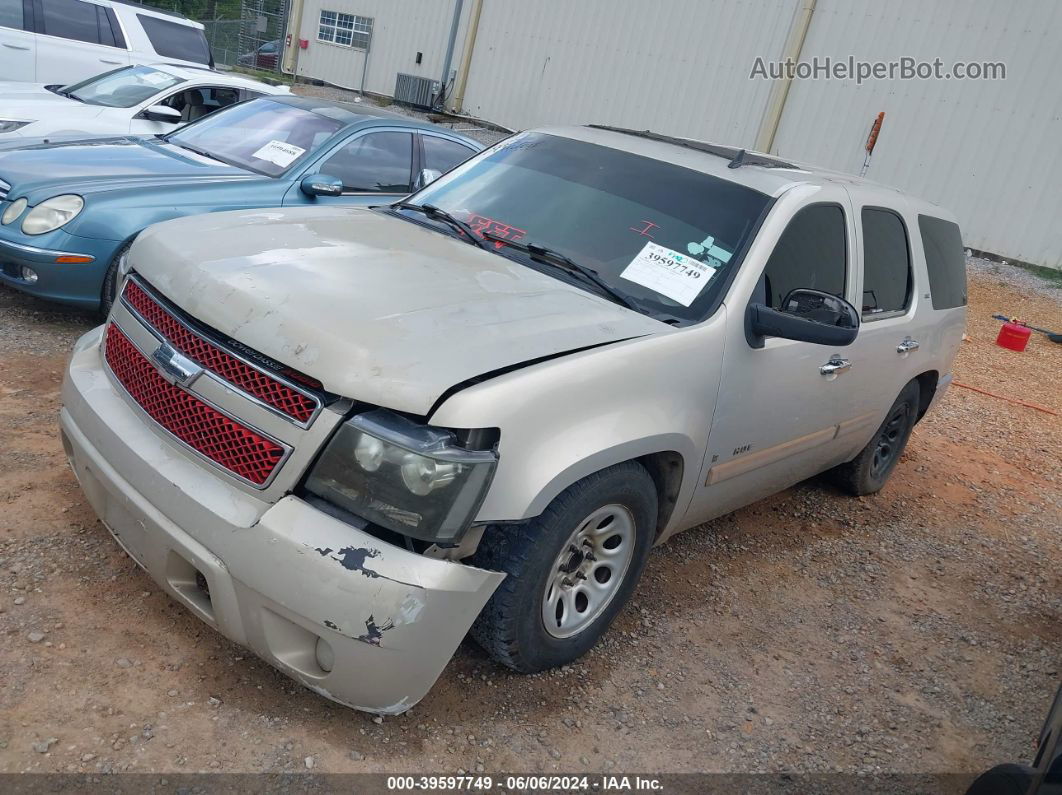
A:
141 71 172 86
251 140 306 168
687 235 733 268
620 241 721 306
468 213 527 249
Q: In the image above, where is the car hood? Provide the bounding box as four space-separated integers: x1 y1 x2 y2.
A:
130 207 666 416
0 137 253 200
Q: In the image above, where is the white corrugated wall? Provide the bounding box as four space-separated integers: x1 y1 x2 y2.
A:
770 0 1062 269
458 0 798 143
292 0 1062 269
294 0 471 97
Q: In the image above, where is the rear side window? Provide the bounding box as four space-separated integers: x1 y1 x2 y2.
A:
422 135 475 175
138 14 212 65
918 215 967 309
0 0 24 30
763 204 847 309
860 208 912 317
39 0 103 44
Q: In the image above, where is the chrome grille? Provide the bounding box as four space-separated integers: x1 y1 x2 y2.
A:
0 179 10 201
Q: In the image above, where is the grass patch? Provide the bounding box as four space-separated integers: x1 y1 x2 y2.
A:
1013 261 1062 287
230 66 294 86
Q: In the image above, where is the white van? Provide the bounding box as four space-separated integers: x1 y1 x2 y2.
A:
0 0 213 84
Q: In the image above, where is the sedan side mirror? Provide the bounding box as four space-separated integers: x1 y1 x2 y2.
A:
413 168 442 191
141 104 183 124
746 288 859 348
300 173 344 197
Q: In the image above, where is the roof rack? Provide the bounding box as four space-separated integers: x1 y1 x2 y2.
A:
108 0 192 22
586 125 797 170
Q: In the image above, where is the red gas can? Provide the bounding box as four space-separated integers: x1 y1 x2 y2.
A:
996 322 1032 352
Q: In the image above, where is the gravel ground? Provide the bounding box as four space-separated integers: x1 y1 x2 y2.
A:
0 263 1058 779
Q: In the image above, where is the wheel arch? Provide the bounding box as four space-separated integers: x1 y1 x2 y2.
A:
517 436 695 541
913 369 939 422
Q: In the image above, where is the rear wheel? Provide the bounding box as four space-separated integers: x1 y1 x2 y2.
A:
470 462 657 673
829 380 920 496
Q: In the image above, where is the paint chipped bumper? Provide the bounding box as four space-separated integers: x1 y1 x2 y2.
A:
59 327 505 714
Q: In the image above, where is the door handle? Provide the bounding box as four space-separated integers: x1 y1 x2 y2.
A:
3 43 31 50
99 58 122 64
896 337 920 354
820 356 852 376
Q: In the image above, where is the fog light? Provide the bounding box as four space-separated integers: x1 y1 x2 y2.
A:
20 266 37 284
314 636 334 673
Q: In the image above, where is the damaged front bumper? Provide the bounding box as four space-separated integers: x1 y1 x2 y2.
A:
60 327 504 714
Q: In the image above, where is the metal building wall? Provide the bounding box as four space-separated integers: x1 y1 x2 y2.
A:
294 0 470 98
770 0 1062 269
457 0 798 143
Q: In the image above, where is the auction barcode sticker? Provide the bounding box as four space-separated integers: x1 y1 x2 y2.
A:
251 140 306 168
620 241 719 306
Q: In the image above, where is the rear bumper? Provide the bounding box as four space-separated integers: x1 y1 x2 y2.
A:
61 327 504 713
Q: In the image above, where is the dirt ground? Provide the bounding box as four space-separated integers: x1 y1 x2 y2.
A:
0 266 1058 778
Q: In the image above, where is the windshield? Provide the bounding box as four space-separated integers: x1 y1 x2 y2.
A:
403 131 772 322
167 99 343 177
63 66 184 108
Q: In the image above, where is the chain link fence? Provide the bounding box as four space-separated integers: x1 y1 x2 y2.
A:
130 0 290 74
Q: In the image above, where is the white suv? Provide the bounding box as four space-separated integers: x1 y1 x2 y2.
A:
1 0 213 84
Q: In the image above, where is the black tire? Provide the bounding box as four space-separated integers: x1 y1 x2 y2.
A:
964 763 1035 795
829 379 920 496
469 461 657 673
99 241 132 319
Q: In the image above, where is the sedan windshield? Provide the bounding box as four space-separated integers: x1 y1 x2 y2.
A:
167 100 343 177
63 66 184 108
403 132 772 322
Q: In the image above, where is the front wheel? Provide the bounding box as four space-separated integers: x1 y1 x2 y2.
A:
99 241 132 319
470 462 657 673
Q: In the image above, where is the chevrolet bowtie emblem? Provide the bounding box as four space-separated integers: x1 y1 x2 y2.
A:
150 342 202 387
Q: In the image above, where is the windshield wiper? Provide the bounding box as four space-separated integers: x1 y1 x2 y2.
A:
481 232 641 313
169 141 226 164
392 202 488 250
54 88 85 103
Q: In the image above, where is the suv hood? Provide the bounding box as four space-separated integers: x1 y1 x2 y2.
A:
0 137 253 200
130 207 666 416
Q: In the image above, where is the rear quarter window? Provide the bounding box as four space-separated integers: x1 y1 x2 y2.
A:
918 215 967 309
137 14 212 65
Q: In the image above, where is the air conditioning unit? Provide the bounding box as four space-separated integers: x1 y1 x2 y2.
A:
394 73 440 109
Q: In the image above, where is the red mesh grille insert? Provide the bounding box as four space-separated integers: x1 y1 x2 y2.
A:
104 325 285 486
122 280 319 423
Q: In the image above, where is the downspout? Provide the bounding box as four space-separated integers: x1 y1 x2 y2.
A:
450 0 483 113
437 0 464 107
753 0 816 153
360 33 372 94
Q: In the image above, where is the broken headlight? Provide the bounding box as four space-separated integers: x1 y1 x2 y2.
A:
305 409 497 544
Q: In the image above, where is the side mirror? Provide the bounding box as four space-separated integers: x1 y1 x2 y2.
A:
746 288 859 348
141 104 183 124
300 173 344 197
413 168 442 190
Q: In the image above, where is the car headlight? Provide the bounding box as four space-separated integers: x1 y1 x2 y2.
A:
0 120 32 134
2 197 27 225
21 194 84 235
305 409 497 544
